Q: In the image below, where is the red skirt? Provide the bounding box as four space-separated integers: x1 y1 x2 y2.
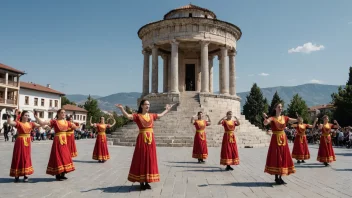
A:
66 132 78 158
317 135 336 163
46 133 75 175
192 132 208 159
128 132 159 183
264 132 295 176
292 135 310 160
220 132 239 165
10 136 34 177
92 133 110 161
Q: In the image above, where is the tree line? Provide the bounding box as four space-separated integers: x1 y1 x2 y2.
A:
243 66 352 129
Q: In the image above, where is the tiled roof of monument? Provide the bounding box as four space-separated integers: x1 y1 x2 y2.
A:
164 4 217 19
0 63 25 74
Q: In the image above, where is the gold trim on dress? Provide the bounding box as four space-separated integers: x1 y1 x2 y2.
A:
225 131 235 143
55 132 67 145
18 134 30 147
272 130 286 146
196 129 205 141
140 128 153 144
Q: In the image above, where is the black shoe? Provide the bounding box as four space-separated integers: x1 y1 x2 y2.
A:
229 166 234 170
280 178 287 184
302 160 306 163
140 183 146 191
102 160 106 163
200 159 205 163
297 160 301 163
145 183 151 189
324 162 329 166
98 160 102 163
14 177 19 183
275 179 281 184
225 166 231 171
56 175 63 181
198 159 201 163
23 176 28 182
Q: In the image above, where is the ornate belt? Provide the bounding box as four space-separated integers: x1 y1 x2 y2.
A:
18 134 30 147
55 132 67 145
140 128 153 144
225 131 235 143
66 131 74 136
272 130 286 146
196 130 205 141
297 133 306 143
322 133 330 137
98 132 106 135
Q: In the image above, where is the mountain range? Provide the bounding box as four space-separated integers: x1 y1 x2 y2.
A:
66 84 343 112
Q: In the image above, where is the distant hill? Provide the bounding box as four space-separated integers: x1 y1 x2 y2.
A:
66 84 343 112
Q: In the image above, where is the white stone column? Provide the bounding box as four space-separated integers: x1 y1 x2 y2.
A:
4 87 8 104
170 40 179 93
229 51 236 95
220 47 229 94
209 55 214 93
218 55 222 93
200 41 210 92
178 52 185 92
151 45 158 93
168 55 171 91
142 50 150 96
5 72 8 85
162 54 168 93
196 57 201 92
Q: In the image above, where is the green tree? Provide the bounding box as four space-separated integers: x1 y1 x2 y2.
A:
268 91 284 115
347 66 352 86
61 96 76 106
287 94 310 123
243 83 267 129
83 95 101 124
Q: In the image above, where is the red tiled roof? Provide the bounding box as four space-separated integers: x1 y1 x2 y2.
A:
164 4 217 19
63 104 87 112
20 81 65 96
308 104 334 111
0 63 25 74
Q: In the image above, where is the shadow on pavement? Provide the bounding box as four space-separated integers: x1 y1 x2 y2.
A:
73 160 98 164
0 177 56 183
203 182 274 188
81 185 141 193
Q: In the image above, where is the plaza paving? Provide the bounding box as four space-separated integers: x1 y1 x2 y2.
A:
0 139 351 198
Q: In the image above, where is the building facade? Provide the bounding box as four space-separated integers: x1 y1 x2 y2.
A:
63 104 88 125
0 63 25 127
19 82 64 121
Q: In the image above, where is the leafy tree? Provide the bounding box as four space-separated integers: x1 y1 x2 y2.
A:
61 96 76 106
243 83 267 129
287 94 310 123
83 95 101 124
268 91 284 115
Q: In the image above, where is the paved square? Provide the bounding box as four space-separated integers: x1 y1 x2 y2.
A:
0 139 351 198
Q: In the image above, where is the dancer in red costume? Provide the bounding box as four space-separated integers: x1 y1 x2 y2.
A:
314 115 340 166
291 115 312 163
90 115 116 162
7 111 40 182
218 111 240 171
263 102 297 185
191 111 211 163
116 100 174 190
66 116 78 158
35 109 80 181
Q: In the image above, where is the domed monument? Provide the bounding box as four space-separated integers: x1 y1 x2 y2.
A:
109 4 271 147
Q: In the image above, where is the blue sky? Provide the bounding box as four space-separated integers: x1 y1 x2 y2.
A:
0 0 351 96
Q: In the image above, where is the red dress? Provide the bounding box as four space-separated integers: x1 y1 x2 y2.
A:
192 120 208 159
292 124 310 160
220 120 239 165
46 120 75 176
264 116 296 175
317 123 336 163
92 124 110 161
66 122 78 158
128 113 159 183
10 121 35 177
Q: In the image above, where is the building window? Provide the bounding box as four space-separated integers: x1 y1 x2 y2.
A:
25 96 29 105
41 99 45 106
49 100 52 107
48 112 53 119
83 116 86 121
39 112 44 118
205 15 208 19
55 100 58 107
189 13 192 17
80 115 82 120
74 115 77 120
34 98 38 106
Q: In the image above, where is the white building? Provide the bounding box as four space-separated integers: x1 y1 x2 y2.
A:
63 104 87 125
19 82 65 121
0 63 25 127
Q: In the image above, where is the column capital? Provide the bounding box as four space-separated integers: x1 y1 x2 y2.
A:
208 55 215 60
149 44 159 50
200 40 210 47
228 50 237 57
171 39 179 46
220 45 231 51
142 49 151 55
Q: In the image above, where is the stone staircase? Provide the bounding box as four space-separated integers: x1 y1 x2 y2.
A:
108 92 271 148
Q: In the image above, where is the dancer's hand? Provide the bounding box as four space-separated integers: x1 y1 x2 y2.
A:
165 104 173 111
333 120 337 124
315 118 319 122
262 113 268 119
115 104 124 110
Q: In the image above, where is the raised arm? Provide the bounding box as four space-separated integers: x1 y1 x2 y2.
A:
6 113 17 127
157 104 174 118
234 116 240 126
191 115 196 124
89 116 94 127
263 113 272 126
108 116 116 127
34 111 50 126
288 117 298 124
206 114 211 126
333 120 340 129
115 104 133 120
218 116 226 125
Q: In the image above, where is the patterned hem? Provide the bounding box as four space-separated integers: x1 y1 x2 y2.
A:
220 158 240 165
192 154 208 159
264 166 296 176
317 156 336 163
92 155 110 161
10 167 34 177
128 173 160 183
46 163 75 175
292 154 310 160
71 152 78 158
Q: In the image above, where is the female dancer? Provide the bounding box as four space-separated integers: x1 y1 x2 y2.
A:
263 102 297 185
35 109 79 181
314 116 339 166
66 116 78 158
191 111 211 163
90 115 116 162
291 116 312 163
116 100 173 190
218 111 240 170
8 111 40 182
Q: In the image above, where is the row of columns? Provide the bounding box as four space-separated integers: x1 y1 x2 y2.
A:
142 40 237 96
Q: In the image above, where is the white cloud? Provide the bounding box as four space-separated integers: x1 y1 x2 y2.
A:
288 42 325 54
258 73 269 76
309 79 323 84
